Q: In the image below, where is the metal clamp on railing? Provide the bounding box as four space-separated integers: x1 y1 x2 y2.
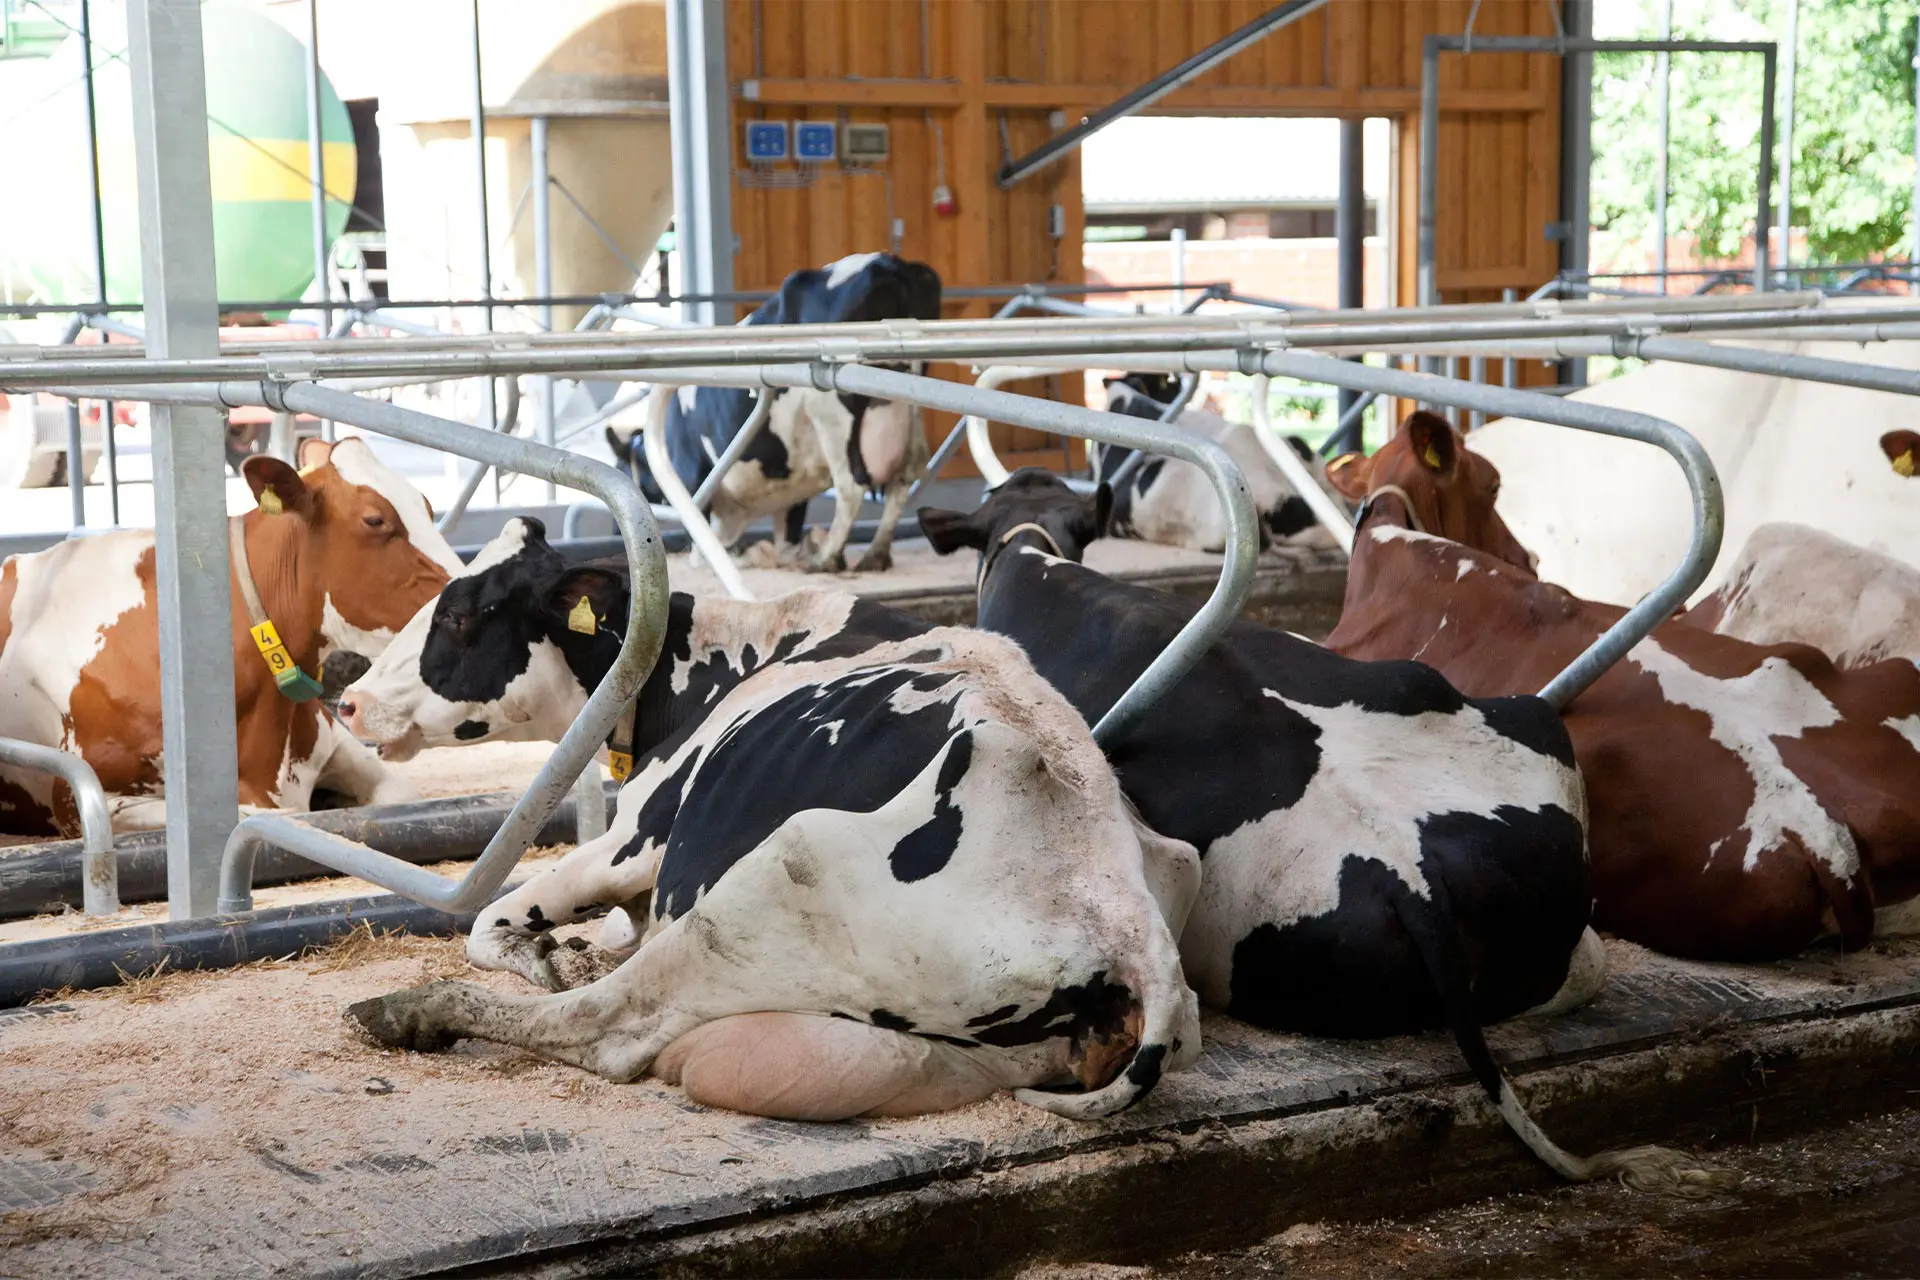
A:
207 382 670 914
0 738 117 916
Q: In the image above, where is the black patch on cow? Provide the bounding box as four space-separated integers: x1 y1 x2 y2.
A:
1225 803 1587 1037
968 972 1135 1049
1132 458 1166 495
1264 495 1316 539
612 749 702 866
781 502 808 548
1474 694 1579 769
1124 1042 1167 1090
417 529 564 705
649 664 977 920
524 904 554 934
840 392 876 488
869 1008 914 1032
888 730 971 882
966 1003 1021 1028
453 719 490 741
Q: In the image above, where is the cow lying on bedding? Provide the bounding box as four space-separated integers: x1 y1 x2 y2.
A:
921 471 1721 1192
0 437 457 833
341 520 1199 1120
1325 412 1920 962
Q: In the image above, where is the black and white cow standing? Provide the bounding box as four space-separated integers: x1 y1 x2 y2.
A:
606 253 943 573
920 470 1724 1190
1093 373 1346 553
341 520 1201 1121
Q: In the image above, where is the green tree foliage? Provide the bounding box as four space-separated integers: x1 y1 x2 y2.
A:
1592 0 1920 263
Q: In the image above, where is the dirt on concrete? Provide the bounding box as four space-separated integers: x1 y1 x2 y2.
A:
1033 1108 1920 1279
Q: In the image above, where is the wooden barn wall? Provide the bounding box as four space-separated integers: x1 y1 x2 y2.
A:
729 0 1564 462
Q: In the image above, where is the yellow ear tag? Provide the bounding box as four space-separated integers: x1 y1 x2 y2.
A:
567 595 598 636
1897 451 1916 478
257 489 284 516
1423 443 1442 469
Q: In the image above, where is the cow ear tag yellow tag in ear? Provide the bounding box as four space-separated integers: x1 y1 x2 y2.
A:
1897 450 1916 478
568 596 598 635
1423 442 1442 469
258 489 284 516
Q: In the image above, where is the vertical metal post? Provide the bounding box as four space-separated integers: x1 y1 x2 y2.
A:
79 0 117 524
1655 0 1672 294
1559 5 1593 385
666 0 734 327
1468 355 1486 431
470 0 496 433
304 0 329 330
63 403 86 527
1502 286 1517 387
1170 226 1187 310
1775 0 1798 281
127 0 241 918
532 114 557 500
1912 15 1919 293
1756 45 1776 291
1334 115 1365 449
1418 36 1441 308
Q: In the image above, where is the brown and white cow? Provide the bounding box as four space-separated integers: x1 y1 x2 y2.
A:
0 437 462 834
1325 412 1920 961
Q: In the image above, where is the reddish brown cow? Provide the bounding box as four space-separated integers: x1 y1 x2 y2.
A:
0 438 461 834
1325 412 1920 960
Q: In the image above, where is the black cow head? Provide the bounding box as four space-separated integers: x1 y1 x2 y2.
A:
1102 372 1181 421
338 517 628 757
920 468 1113 580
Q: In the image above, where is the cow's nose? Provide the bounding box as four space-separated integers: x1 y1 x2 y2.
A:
337 693 372 733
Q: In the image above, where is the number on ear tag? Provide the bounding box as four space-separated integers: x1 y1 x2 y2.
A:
568 596 598 635
607 750 633 783
1897 451 1915 478
258 489 284 516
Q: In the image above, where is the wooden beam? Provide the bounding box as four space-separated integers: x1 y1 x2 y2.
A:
738 77 963 107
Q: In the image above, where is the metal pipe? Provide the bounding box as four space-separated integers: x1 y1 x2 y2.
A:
995 0 1331 188
1502 286 1517 386
304 0 329 332
469 0 497 438
532 115 556 501
1317 389 1377 457
1336 114 1366 441
1775 0 1798 281
1171 351 1721 711
1468 354 1486 431
1170 227 1187 311
906 418 971 501
78 0 115 526
689 388 773 509
642 388 753 599
774 362 1257 747
1913 15 1920 296
571 761 607 845
1656 0 1671 293
63 402 85 526
1103 371 1198 488
0 737 116 916
1249 374 1354 553
215 382 670 913
963 366 1065 487
1756 44 1778 290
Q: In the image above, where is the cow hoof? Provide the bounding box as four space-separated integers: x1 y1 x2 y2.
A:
852 547 893 573
347 985 461 1052
807 552 847 574
548 940 624 989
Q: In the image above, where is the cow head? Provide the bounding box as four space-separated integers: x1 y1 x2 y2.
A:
920 468 1113 577
241 437 464 658
336 518 626 760
1882 430 1920 477
1325 411 1536 574
1103 373 1181 420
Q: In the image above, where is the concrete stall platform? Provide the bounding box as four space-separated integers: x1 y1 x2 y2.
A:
4 931 1920 1277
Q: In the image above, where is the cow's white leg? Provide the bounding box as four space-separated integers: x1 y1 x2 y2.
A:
653 1012 1020 1120
108 795 169 831
805 416 865 573
852 479 911 573
468 825 663 991
311 719 414 807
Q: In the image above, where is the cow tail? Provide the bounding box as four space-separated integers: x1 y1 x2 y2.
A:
1390 881 1733 1196
1012 954 1198 1121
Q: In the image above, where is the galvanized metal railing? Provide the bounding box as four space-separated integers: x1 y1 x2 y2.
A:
0 738 117 916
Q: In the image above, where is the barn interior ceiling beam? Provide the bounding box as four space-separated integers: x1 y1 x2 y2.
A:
994 0 1332 189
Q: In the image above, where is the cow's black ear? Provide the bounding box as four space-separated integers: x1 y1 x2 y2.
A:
1077 483 1114 544
241 455 314 519
918 506 985 555
544 567 626 637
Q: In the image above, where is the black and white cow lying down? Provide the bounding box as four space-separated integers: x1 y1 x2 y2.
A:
339 519 1201 1121
1095 373 1346 553
606 252 943 573
920 470 1724 1191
